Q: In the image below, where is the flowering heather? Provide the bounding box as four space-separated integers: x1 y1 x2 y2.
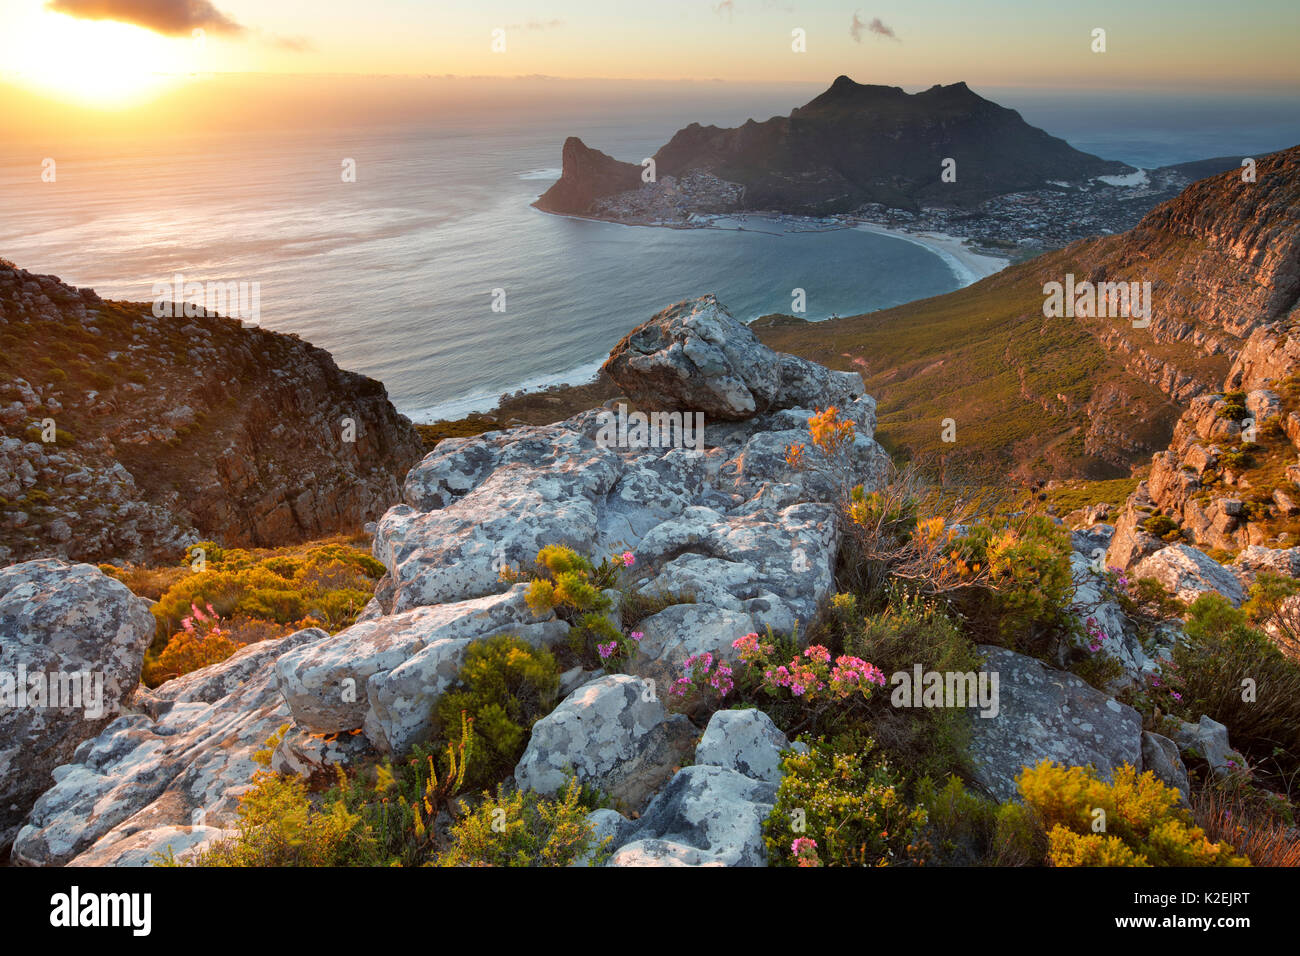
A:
1084 616 1107 653
733 634 884 703
791 837 821 867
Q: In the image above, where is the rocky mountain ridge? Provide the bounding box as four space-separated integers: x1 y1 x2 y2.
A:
536 78 1131 220
0 260 425 566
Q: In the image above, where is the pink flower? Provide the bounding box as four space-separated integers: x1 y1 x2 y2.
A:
630 631 644 642
596 641 618 660
621 551 635 568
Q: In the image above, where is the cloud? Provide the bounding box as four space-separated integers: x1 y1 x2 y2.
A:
267 33 314 53
45 0 246 36
714 0 735 17
850 13 899 43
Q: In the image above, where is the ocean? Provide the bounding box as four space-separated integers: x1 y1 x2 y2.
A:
2 84 1296 421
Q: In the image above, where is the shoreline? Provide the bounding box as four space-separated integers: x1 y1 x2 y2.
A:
849 221 1009 287
405 210 1010 425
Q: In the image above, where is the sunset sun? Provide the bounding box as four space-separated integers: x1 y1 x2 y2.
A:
9 12 184 107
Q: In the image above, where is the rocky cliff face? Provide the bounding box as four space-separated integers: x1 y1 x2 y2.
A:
1102 147 1300 569
0 260 425 566
535 77 1130 218
533 136 645 216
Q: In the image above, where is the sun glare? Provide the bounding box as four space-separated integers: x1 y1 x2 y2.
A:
8 12 186 108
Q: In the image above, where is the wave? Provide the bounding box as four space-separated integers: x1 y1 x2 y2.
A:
399 355 607 423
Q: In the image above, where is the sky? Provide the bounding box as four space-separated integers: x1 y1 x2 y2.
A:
1 0 1298 90
0 0 1296 142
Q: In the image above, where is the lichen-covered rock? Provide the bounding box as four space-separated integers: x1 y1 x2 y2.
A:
66 824 236 867
607 765 777 867
12 629 321 867
694 708 791 784
274 583 565 751
1173 714 1245 779
0 559 154 856
1132 544 1244 606
629 603 756 689
514 674 696 812
967 645 1143 802
1141 731 1191 807
602 295 864 420
376 428 623 611
633 502 838 634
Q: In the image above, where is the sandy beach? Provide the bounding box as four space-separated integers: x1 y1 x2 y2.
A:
853 222 1009 287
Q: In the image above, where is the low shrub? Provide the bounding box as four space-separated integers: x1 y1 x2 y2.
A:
435 778 610 867
433 634 560 790
911 775 1045 866
1016 761 1248 867
950 516 1076 659
1162 593 1300 784
763 732 928 867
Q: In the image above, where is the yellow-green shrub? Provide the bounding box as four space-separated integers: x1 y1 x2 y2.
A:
435 778 610 867
433 634 560 789
1016 761 1248 867
764 732 928 866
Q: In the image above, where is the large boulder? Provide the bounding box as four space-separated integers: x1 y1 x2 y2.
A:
967 645 1144 802
376 428 624 612
632 502 838 634
1131 544 1244 607
607 765 777 867
1173 715 1245 780
602 295 864 420
694 708 791 784
12 629 322 866
273 583 565 752
1141 731 1191 807
0 560 154 857
514 674 695 812
628 603 755 689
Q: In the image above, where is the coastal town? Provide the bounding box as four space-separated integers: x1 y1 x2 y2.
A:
584 161 1229 259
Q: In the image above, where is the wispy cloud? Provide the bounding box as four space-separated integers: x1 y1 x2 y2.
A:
267 33 314 53
714 0 736 18
850 14 899 43
46 0 246 36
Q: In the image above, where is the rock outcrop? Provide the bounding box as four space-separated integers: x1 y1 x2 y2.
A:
0 559 154 857
967 645 1144 802
515 674 696 812
0 259 424 566
12 294 891 865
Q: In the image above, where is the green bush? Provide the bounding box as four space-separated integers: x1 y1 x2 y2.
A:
844 589 983 780
763 732 927 866
1166 593 1300 783
433 634 560 790
175 727 368 866
1141 513 1180 539
952 516 1075 657
1017 761 1248 866
435 779 610 867
183 718 477 867
912 775 1045 866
